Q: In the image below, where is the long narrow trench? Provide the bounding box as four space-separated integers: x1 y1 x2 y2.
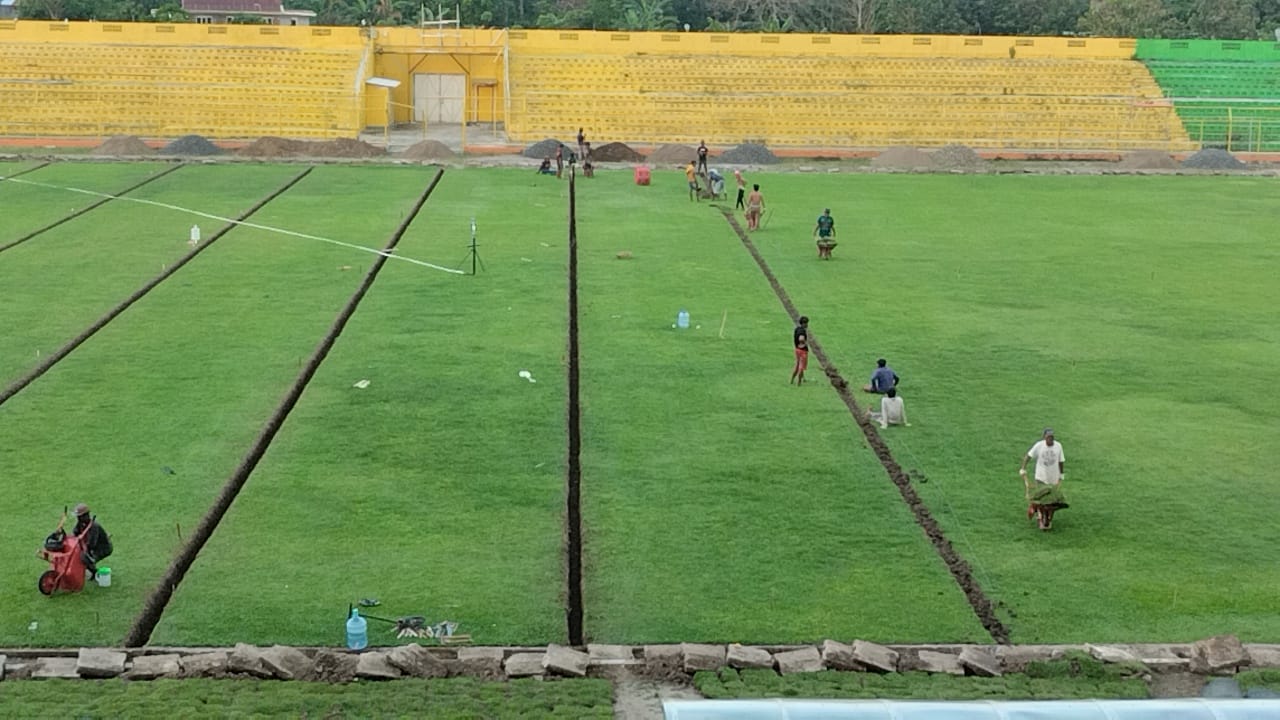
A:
122 168 445 647
718 208 1010 644
0 167 314 408
565 169 585 645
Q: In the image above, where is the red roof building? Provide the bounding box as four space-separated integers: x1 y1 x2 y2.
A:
181 0 315 25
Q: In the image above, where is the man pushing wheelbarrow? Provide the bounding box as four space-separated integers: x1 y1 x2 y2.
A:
37 503 112 595
813 208 837 259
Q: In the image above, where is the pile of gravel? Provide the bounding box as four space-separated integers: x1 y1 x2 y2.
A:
647 144 697 164
92 135 155 156
523 138 572 159
163 134 222 156
1182 148 1245 170
931 144 983 169
719 142 780 165
238 137 310 157
1117 150 1178 170
399 140 456 160
871 146 934 169
310 138 385 158
590 142 644 162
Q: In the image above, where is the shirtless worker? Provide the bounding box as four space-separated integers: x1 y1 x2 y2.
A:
745 184 765 231
686 161 700 201
734 169 746 210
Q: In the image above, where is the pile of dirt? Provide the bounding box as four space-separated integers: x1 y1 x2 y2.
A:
931 144 983 169
162 134 222 156
310 138 385 158
719 142 780 165
1117 150 1178 170
523 138 572 159
1182 148 1246 170
871 146 934 169
647 144 697 164
399 140 456 160
238 137 310 157
590 142 644 162
92 135 155 156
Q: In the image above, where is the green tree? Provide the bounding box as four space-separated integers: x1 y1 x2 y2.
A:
1078 0 1177 37
1259 0 1280 37
620 0 674 28
879 0 971 33
1186 0 1259 38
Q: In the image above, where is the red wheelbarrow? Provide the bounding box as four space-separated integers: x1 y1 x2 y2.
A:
37 512 91 595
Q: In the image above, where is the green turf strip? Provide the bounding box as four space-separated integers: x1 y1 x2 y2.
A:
0 678 613 719
748 173 1280 642
0 162 166 244
153 168 569 646
0 165 439 646
576 170 986 644
0 164 302 385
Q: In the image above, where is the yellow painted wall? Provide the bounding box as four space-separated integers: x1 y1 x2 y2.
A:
0 18 364 46
370 27 506 126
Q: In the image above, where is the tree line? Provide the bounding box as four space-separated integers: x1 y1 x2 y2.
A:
16 0 1280 40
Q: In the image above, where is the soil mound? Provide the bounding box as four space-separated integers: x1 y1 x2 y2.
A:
647 144 697 164
238 137 310 158
871 146 934 169
591 142 644 162
1182 148 1245 170
719 142 780 165
399 140 456 160
932 144 983 169
310 138 385 158
163 135 222 156
1118 150 1178 170
92 135 155 156
523 138 572 159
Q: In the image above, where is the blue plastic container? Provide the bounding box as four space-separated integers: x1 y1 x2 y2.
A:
677 309 690 329
345 608 368 650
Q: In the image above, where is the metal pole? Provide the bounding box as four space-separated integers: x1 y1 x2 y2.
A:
1227 107 1233 152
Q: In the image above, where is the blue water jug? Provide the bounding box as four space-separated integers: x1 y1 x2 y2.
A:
345 608 368 650
677 309 690 329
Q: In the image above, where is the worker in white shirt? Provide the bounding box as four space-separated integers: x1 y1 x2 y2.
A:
867 387 909 429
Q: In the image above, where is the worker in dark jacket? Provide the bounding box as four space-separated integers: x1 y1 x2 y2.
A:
72 502 112 574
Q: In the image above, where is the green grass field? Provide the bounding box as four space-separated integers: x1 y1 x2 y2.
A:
1 162 1277 648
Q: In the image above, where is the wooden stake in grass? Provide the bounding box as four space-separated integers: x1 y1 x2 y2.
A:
718 309 728 339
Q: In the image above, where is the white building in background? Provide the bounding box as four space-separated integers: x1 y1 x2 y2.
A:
180 0 316 26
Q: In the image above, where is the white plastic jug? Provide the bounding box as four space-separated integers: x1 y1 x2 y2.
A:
95 568 112 588
677 309 690 329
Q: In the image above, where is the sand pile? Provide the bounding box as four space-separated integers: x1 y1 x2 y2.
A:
931 144 983 169
163 135 222 156
310 138 384 158
590 142 644 162
871 146 934 169
1182 148 1245 170
238 137 310 157
648 144 697 164
1117 150 1178 170
92 135 155 156
719 142 780 164
523 138 572 159
400 140 456 160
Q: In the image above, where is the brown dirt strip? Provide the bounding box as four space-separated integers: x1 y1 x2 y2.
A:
0 163 184 255
0 168 314 409
716 208 1010 645
566 167 584 645
122 167 446 647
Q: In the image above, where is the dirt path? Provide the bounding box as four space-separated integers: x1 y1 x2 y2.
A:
566 170 585 645
717 207 1009 644
612 671 704 720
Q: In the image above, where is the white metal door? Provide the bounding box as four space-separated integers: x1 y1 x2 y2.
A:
413 73 466 124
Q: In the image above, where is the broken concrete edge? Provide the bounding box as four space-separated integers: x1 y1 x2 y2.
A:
1 639 1275 681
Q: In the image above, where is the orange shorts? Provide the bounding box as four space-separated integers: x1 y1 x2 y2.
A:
794 348 808 370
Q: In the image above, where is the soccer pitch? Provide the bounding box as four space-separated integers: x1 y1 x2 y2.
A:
2 160 1277 647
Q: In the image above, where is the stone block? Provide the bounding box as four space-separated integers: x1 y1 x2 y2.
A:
681 644 726 673
355 652 403 680
1246 645 1280 669
1191 635 1251 674
386 644 448 679
76 648 127 678
312 650 358 683
543 644 589 678
262 645 313 681
726 645 773 670
819 640 857 671
852 640 898 673
644 645 682 674
916 650 964 676
32 657 80 680
587 644 638 666
0 655 6 681
1136 647 1190 674
179 652 228 678
227 643 272 678
996 645 1062 673
125 654 181 680
504 653 546 678
775 647 823 675
456 648 505 679
958 646 1001 677
1088 644 1139 664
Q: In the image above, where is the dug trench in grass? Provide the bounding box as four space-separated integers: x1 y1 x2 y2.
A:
122 168 446 647
0 160 50 180
566 167 584 645
717 207 1009 645
0 163 184 255
0 168 314 408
